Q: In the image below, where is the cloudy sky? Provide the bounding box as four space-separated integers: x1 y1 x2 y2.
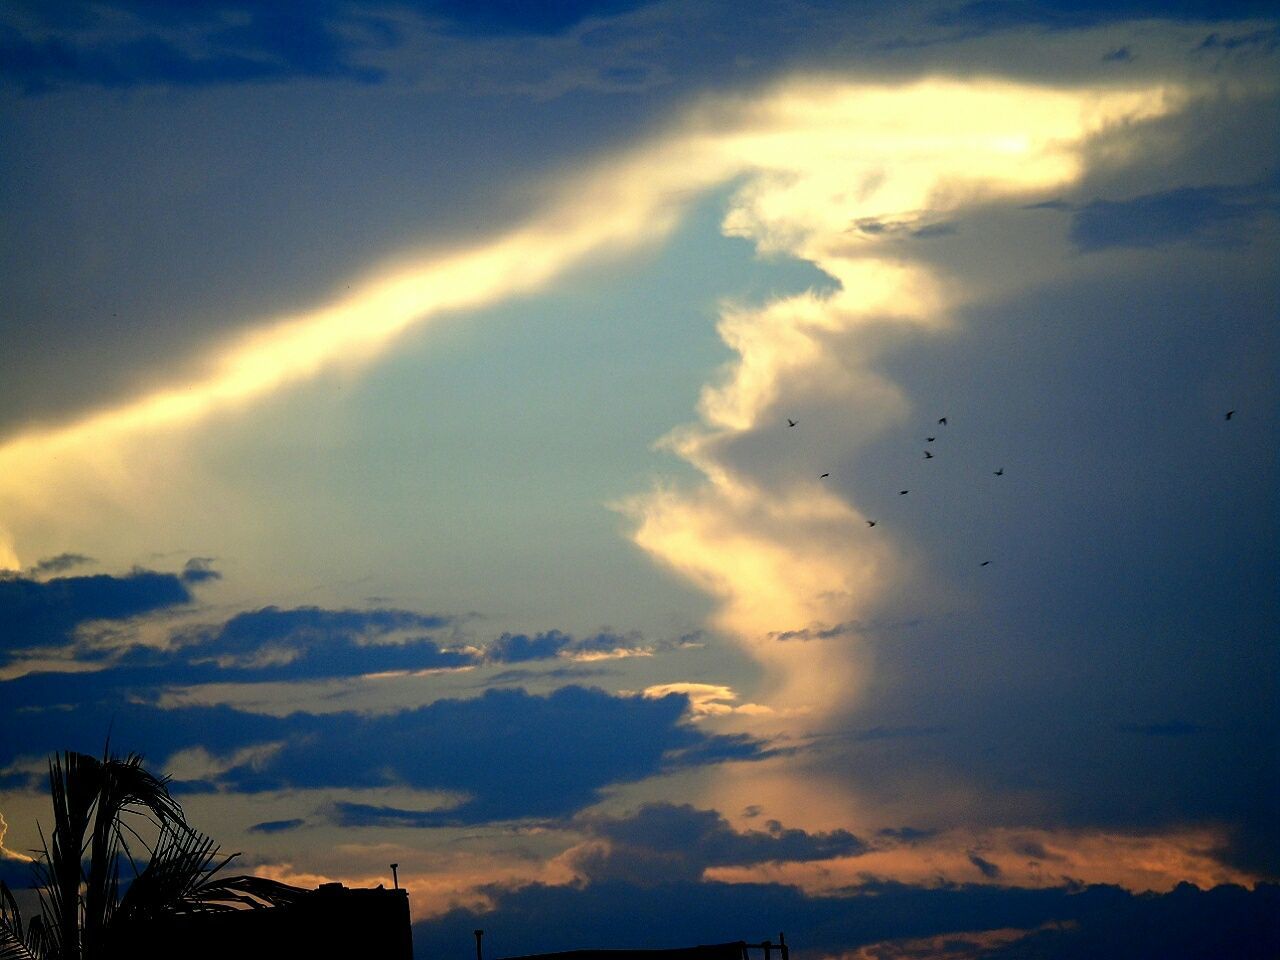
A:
1 1 1277 957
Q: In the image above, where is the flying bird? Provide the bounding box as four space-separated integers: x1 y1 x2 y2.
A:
926 436 935 442
899 490 909 495
866 520 877 527
820 473 830 478
924 451 934 459
787 419 798 427
1224 410 1235 420
993 468 1004 476
980 560 991 566
938 417 947 425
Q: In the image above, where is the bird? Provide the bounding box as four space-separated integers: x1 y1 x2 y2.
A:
899 489 909 495
1225 410 1235 420
938 417 948 425
926 436 935 442
980 560 991 566
787 418 798 427
993 468 1004 476
866 520 877 527
820 473 830 478
924 451 934 459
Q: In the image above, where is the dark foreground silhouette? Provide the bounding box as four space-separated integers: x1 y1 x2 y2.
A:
131 881 412 960
495 936 789 960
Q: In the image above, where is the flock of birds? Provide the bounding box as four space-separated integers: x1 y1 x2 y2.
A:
786 408 1238 567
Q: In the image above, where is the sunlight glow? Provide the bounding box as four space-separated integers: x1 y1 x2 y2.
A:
0 76 1178 722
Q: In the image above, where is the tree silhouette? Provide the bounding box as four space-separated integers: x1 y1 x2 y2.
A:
0 750 304 960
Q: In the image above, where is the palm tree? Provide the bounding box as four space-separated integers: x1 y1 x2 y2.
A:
0 750 304 960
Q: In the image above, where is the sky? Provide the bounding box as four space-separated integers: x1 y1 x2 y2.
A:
1 1 1277 958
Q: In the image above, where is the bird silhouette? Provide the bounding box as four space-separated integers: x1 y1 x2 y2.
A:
899 490 909 495
1225 410 1235 420
993 468 1004 476
926 436 935 442
820 473 830 478
866 520 877 527
980 560 991 566
938 417 947 425
924 451 934 459
787 419 798 427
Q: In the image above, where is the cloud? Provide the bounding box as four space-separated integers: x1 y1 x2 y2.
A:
620 77 1176 726
26 552 94 576
1119 720 1206 737
411 877 1280 960
231 687 772 823
0 76 1174 575
968 852 1003 879
424 0 648 36
0 567 195 652
169 605 461 675
567 803 867 883
248 818 305 834
930 0 1273 33
0 592 693 688
480 630 651 664
0 810 35 890
1066 182 1279 250
0 686 771 824
179 557 221 584
0 2 385 93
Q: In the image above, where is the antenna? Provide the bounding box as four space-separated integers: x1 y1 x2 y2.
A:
475 929 485 960
391 863 399 890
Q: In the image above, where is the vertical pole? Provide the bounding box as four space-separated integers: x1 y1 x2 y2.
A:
391 863 400 890
475 929 485 960
763 941 772 960
779 933 788 960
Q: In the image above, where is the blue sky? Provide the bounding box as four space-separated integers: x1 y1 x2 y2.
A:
1 2 1277 957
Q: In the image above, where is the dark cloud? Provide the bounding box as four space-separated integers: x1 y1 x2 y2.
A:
0 568 194 652
174 605 450 656
911 222 959 239
411 878 1280 960
0 854 36 891
482 665 612 686
327 803 442 829
162 605 466 680
968 852 1002 879
1119 720 1206 737
424 0 647 36
483 630 645 664
0 687 770 825
878 826 939 843
1066 182 1279 251
931 0 1275 32
769 619 922 642
180 558 221 584
0 0 659 95
852 725 948 742
816 171 1280 877
1196 27 1280 54
0 590 685 696
484 631 570 663
568 804 867 883
26 553 94 576
232 688 772 823
247 818 305 834
0 2 385 94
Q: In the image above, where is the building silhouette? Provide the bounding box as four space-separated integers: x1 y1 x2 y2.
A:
132 882 412 960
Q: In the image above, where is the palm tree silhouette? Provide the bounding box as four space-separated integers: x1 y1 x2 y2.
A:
0 750 303 960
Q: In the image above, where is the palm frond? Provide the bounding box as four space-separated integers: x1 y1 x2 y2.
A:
182 875 308 912
0 881 43 960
